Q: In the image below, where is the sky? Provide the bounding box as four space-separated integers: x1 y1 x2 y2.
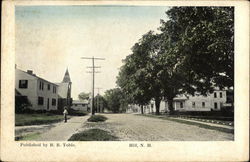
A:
15 5 170 99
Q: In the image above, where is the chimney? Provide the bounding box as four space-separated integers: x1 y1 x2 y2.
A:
27 70 33 75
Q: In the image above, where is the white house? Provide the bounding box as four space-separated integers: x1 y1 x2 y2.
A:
15 68 58 111
130 89 227 114
171 90 227 111
71 100 89 111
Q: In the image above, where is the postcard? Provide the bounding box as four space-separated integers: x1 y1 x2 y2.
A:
1 0 249 161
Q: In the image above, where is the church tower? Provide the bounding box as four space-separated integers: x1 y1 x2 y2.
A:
62 68 71 83
62 68 72 108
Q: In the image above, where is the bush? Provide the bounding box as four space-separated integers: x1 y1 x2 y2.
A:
15 96 32 114
68 129 118 141
87 115 107 122
68 108 88 116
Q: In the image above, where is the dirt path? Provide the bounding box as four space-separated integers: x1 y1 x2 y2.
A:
35 115 89 141
79 113 233 141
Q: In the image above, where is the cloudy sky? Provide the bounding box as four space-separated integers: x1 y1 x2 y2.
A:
15 5 170 99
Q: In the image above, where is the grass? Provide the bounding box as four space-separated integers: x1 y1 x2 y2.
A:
15 113 65 126
87 115 107 122
16 132 41 141
140 114 234 134
68 129 118 141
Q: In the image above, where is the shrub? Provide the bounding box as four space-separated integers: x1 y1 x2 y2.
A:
68 108 89 116
87 115 107 122
15 96 32 114
68 129 117 141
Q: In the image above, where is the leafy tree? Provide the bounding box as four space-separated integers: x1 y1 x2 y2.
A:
117 31 164 115
117 7 234 114
78 92 90 101
94 94 107 113
160 7 234 93
104 88 128 113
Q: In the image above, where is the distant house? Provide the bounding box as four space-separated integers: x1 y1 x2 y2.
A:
15 68 58 111
56 69 72 111
170 90 227 112
71 100 89 112
132 89 228 114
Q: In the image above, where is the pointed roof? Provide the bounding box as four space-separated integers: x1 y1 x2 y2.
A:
62 68 71 83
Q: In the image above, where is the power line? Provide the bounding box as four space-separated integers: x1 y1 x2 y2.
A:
81 56 105 115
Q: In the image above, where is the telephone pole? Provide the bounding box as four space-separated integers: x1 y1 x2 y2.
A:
81 57 105 115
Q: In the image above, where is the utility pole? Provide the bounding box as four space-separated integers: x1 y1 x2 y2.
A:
81 57 105 115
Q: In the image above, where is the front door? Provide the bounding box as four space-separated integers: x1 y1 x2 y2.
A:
47 98 49 110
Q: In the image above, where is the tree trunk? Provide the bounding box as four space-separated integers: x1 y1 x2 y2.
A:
167 98 174 115
140 105 144 114
155 97 161 115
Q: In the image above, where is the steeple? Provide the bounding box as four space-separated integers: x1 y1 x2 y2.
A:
62 68 71 83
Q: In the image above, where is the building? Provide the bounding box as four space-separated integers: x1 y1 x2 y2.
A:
15 68 58 111
170 90 227 112
130 90 227 114
71 100 89 112
56 68 72 111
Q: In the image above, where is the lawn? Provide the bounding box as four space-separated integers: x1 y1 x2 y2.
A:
68 128 118 141
16 132 41 141
15 113 64 126
140 114 234 134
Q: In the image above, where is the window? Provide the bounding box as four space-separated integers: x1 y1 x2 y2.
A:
192 102 195 108
53 86 57 93
180 102 183 108
19 80 28 88
52 98 56 106
214 92 217 98
39 81 44 90
48 84 50 90
38 97 44 105
220 92 223 98
214 102 218 109
202 102 205 108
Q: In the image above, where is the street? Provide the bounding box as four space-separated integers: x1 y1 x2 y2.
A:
16 113 233 141
78 113 233 141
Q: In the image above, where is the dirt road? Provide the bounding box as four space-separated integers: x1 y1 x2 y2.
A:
80 113 233 141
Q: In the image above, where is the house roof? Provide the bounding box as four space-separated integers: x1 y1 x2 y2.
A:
15 89 22 96
16 68 58 86
73 100 89 104
56 82 70 98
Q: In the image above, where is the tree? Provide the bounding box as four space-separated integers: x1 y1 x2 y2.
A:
78 92 90 101
117 7 234 115
94 94 107 113
160 7 234 93
156 7 234 113
104 88 128 113
117 31 164 115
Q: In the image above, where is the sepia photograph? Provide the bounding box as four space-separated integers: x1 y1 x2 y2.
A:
1 0 249 161
14 5 234 141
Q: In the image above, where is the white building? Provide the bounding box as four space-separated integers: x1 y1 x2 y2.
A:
130 90 227 114
171 90 227 111
55 68 72 111
15 68 58 110
71 100 89 111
